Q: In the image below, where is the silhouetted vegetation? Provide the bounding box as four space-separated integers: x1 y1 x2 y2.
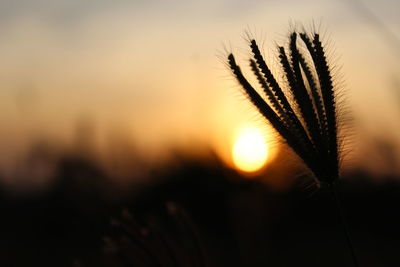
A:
2 149 400 266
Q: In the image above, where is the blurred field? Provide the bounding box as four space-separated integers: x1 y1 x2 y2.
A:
1 149 400 266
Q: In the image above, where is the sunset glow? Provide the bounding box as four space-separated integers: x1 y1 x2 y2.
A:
232 127 269 173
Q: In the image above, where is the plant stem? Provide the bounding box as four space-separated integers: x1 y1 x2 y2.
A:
331 183 359 267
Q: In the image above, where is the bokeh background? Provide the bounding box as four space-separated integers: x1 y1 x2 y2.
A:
1 1 400 266
0 0 399 192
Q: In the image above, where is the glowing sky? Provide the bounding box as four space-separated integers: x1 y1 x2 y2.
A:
0 0 399 177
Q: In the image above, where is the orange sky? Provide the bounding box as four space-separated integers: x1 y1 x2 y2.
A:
0 0 399 180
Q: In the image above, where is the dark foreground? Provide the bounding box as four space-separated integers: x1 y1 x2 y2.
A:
0 155 399 267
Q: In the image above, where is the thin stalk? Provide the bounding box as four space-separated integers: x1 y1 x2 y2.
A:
330 184 359 267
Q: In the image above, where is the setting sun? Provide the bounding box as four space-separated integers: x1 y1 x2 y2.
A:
232 127 269 173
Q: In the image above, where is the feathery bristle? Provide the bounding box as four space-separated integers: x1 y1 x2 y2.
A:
297 49 326 138
250 40 316 161
249 59 286 120
288 33 322 149
228 53 319 180
228 31 341 184
250 40 292 115
312 33 338 181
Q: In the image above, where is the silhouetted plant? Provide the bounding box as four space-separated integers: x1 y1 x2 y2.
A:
228 32 339 185
228 31 358 266
101 203 208 267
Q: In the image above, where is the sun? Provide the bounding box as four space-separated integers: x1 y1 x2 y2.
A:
232 126 269 173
